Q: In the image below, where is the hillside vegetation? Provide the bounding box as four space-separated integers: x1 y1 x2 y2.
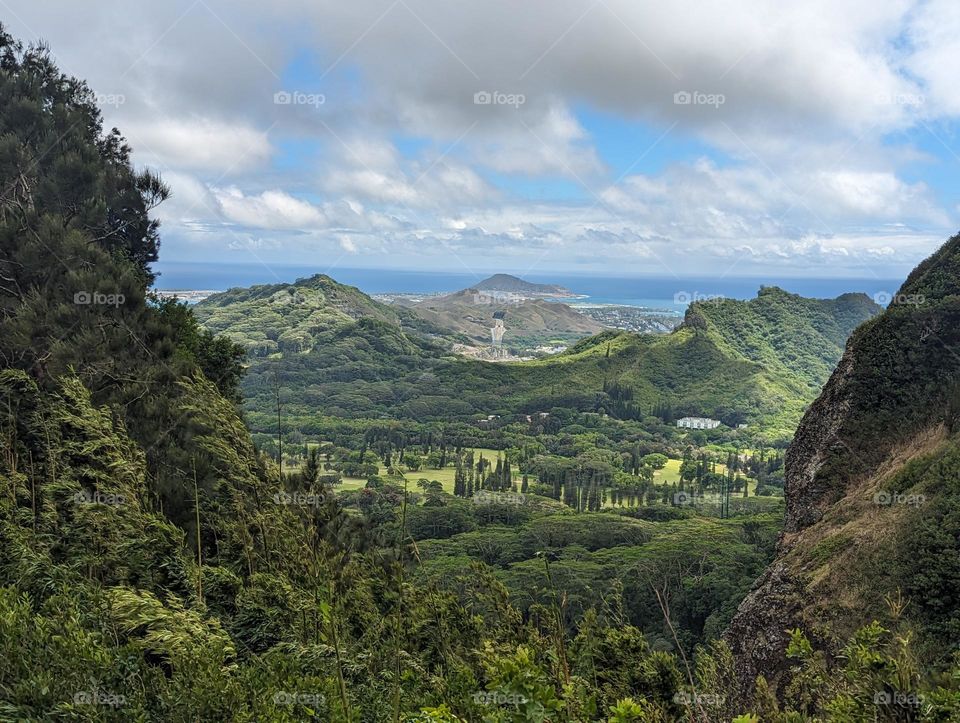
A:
211 281 879 440
194 274 460 357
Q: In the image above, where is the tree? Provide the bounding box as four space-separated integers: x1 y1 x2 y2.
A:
641 453 668 471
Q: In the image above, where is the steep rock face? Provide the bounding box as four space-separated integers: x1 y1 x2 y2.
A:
725 232 960 696
724 561 806 694
781 348 857 532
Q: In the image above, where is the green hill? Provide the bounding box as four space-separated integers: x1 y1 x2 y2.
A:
687 286 883 391
201 275 879 437
472 273 571 295
193 273 459 356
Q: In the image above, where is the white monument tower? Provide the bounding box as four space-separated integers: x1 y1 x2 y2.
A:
490 311 506 356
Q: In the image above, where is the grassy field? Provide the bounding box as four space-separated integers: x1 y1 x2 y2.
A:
654 458 736 483
652 458 758 494
652 458 683 483
337 447 513 493
299 449 760 497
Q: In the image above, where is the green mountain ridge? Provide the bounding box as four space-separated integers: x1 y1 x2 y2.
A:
682 286 883 393
206 278 879 437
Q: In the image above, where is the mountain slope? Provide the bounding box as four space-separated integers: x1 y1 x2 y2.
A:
693 287 882 393
0 28 334 718
726 232 960 696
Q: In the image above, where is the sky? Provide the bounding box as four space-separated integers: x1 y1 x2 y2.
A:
3 0 960 283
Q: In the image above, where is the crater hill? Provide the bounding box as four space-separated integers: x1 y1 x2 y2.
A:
471 273 573 296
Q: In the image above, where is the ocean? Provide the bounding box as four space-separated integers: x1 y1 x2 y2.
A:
151 261 903 310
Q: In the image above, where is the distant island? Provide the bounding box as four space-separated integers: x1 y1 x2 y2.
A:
472 273 573 296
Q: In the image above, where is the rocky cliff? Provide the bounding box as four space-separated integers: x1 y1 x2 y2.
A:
726 232 960 696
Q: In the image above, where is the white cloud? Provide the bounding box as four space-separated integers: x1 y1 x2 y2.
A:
338 235 359 253
321 137 496 207
472 103 604 179
906 0 960 117
4 0 959 277
811 171 942 220
122 117 272 173
212 187 326 228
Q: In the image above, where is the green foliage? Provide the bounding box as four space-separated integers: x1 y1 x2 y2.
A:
478 643 565 721
156 297 246 402
606 697 662 722
896 487 960 652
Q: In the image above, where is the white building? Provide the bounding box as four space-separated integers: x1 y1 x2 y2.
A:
676 416 721 430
